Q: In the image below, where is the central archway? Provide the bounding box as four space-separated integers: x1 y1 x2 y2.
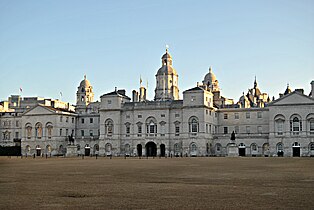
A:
145 142 157 157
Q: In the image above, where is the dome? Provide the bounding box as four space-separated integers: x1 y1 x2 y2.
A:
156 65 177 76
203 67 217 85
79 75 91 87
161 49 172 60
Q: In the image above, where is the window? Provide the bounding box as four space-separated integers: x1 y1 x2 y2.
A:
189 117 199 133
137 124 142 134
235 126 239 134
35 123 43 138
224 113 228 119
234 113 239 119
175 125 180 136
125 123 130 137
258 126 262 134
310 121 314 135
72 118 74 123
206 110 208 115
60 116 63 122
246 126 250 134
66 117 69 122
206 124 208 133
15 132 19 138
89 130 93 137
161 114 165 117
191 96 196 102
223 127 228 134
290 117 302 135
251 143 257 151
257 112 262 119
105 119 114 136
147 121 157 134
66 129 68 136
277 143 283 151
81 118 84 124
90 118 93 123
175 113 180 118
138 115 142 118
59 129 62 136
47 124 53 138
81 130 84 137
310 143 314 151
160 124 165 136
216 143 221 152
108 100 112 104
174 143 180 154
246 112 250 119
276 120 284 135
126 115 130 119
26 124 32 139
16 120 19 127
3 131 10 140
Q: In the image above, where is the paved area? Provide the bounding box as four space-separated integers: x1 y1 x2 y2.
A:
0 156 314 209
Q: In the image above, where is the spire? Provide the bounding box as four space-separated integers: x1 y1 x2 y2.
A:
254 76 257 88
209 66 212 73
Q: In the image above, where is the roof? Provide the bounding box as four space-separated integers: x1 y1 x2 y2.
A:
184 86 204 92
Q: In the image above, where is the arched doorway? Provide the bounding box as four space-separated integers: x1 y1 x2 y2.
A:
238 143 246 156
292 142 300 157
160 144 165 157
262 143 269 157
137 144 142 157
145 142 157 157
277 143 284 157
85 144 90 156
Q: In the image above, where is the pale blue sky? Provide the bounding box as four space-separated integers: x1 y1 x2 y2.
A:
0 0 313 104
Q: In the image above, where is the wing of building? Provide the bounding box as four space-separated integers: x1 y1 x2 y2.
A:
1 50 314 157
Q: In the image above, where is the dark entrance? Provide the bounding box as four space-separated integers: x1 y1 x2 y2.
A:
160 144 165 157
145 142 157 157
293 147 300 157
137 144 142 157
238 148 246 156
36 148 41 156
85 147 90 156
277 150 284 157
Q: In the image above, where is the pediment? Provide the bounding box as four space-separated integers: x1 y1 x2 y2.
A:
269 92 314 106
23 105 55 116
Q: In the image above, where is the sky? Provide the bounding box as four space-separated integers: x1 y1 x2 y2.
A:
0 0 313 104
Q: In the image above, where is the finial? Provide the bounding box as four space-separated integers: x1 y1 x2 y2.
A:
209 66 212 72
165 44 169 53
140 75 143 87
84 74 86 80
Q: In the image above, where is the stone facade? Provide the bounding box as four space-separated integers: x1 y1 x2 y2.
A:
1 49 314 157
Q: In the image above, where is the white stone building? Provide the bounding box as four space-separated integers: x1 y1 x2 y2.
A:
1 49 313 157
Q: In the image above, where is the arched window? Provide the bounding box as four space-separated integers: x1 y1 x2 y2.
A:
189 117 199 134
174 143 180 154
105 143 112 152
46 122 53 139
277 143 283 151
309 143 314 151
125 144 130 155
105 119 114 136
216 143 222 152
306 114 314 135
25 123 32 139
251 143 258 151
190 143 197 152
146 117 157 136
35 122 43 138
274 114 285 136
290 115 302 135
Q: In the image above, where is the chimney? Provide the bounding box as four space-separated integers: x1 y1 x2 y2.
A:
311 81 314 98
295 89 304 95
117 89 126 96
132 90 139 102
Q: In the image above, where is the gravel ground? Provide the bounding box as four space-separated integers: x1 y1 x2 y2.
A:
0 156 313 210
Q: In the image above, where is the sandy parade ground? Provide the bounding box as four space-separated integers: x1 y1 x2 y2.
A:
0 156 314 210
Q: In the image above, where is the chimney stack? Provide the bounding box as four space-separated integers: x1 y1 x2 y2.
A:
311 81 314 98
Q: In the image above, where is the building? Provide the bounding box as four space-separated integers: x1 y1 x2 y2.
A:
1 49 314 157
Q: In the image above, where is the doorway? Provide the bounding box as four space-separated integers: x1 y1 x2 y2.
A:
85 147 90 156
238 143 246 156
137 144 142 157
292 142 300 157
145 142 157 157
160 144 165 157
